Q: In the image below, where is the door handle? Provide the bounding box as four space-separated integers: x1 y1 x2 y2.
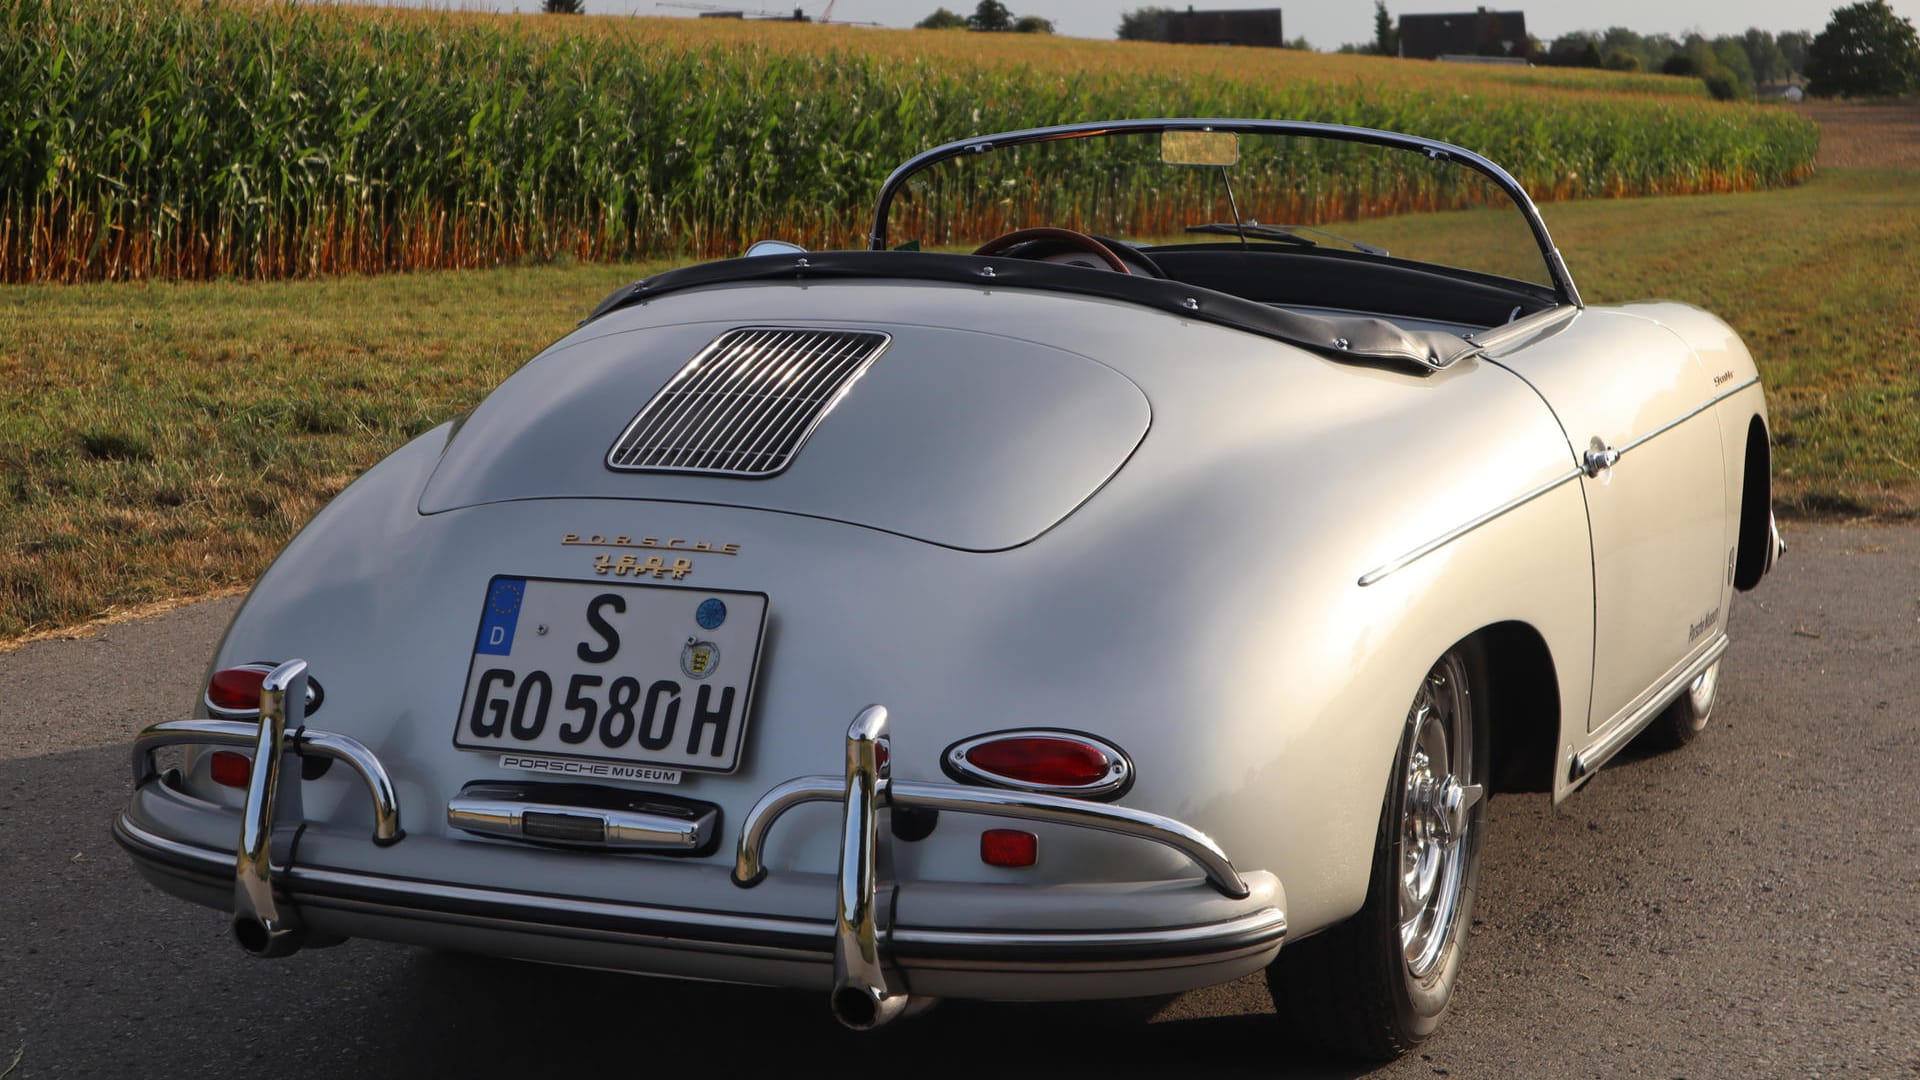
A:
1582 439 1620 478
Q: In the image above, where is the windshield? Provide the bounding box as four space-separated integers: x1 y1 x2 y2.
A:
873 122 1566 301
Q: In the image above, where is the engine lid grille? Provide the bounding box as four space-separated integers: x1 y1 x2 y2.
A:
607 326 892 477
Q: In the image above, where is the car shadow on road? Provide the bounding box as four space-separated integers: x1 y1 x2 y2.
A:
376 949 1379 1078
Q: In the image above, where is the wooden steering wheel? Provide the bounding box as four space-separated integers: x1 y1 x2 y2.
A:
971 227 1133 274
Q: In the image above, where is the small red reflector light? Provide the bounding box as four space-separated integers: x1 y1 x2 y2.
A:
965 737 1110 788
207 667 269 713
210 751 252 789
980 829 1038 868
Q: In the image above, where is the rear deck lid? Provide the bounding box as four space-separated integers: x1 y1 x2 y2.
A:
419 322 1150 552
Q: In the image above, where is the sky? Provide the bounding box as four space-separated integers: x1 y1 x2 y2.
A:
378 0 1920 49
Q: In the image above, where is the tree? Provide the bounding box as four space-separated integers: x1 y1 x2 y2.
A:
542 0 583 12
1011 14 1054 33
1711 37 1756 96
916 7 967 29
1660 53 1699 76
1740 28 1789 83
1603 48 1641 71
1806 0 1920 97
1116 7 1169 41
1372 0 1396 56
1545 32 1602 67
1776 30 1814 76
967 0 1013 31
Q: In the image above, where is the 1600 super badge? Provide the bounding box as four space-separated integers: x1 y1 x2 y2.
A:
454 577 768 773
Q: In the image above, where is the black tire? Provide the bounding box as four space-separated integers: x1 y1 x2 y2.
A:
1265 642 1491 1061
1632 659 1719 752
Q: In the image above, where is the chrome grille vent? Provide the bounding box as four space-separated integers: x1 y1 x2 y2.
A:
607 327 891 477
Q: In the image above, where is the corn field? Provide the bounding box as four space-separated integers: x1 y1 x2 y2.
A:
0 0 1820 283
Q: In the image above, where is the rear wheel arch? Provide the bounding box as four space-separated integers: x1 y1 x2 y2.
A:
1733 415 1773 591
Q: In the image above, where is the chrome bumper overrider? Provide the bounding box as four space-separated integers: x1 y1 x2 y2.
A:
120 664 1284 1028
733 704 1256 1027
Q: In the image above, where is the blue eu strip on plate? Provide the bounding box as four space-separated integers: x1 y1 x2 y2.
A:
475 577 527 656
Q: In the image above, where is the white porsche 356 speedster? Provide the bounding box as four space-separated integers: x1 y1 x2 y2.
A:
117 119 1781 1058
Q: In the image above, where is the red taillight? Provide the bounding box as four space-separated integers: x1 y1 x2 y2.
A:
963 736 1113 789
210 750 252 789
206 663 321 717
980 829 1038 868
206 666 270 714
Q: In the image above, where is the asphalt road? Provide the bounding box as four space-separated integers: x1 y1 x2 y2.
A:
2 522 1916 1079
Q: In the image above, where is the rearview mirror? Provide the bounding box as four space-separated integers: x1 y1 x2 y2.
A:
1160 130 1240 167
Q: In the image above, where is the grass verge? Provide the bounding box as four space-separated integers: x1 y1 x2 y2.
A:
2 169 1914 640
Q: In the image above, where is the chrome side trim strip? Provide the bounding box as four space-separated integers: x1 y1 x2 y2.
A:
134 717 404 845
1572 633 1729 782
1358 468 1583 587
1618 377 1761 457
1357 376 1763 589
232 660 304 956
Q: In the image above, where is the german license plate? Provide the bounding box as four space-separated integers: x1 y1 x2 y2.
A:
454 577 768 773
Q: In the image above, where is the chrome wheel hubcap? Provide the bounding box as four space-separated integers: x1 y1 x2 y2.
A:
1398 651 1481 981
1686 662 1719 728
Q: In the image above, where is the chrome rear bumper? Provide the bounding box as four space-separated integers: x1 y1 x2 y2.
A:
118 669 1286 1025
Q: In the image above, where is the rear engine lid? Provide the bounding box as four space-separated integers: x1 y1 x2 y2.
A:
420 322 1150 552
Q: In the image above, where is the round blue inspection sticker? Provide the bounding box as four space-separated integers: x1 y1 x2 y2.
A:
696 598 727 630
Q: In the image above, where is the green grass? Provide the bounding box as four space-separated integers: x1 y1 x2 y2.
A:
2 170 1914 640
1547 169 1920 518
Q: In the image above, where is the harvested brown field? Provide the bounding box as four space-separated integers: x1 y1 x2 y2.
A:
1800 100 1920 168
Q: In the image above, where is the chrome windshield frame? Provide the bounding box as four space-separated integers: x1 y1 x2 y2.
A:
867 118 1582 310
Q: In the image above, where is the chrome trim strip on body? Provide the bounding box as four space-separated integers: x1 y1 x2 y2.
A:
1571 633 1730 782
446 796 716 852
1358 468 1583 587
232 660 304 956
134 717 404 845
1616 376 1761 457
113 814 1284 969
733 773 1249 900
1358 376 1765 588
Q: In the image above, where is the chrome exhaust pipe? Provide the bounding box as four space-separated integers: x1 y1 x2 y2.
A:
232 913 304 958
829 705 911 1030
232 660 306 959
